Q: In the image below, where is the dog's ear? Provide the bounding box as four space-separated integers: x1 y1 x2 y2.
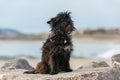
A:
66 25 76 33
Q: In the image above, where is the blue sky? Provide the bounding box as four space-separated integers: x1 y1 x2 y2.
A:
0 0 120 33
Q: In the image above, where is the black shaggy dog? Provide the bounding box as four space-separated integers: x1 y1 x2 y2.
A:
25 12 76 75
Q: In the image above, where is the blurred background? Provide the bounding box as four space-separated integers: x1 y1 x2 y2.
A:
0 0 120 59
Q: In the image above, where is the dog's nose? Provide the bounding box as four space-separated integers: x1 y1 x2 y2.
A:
47 21 50 24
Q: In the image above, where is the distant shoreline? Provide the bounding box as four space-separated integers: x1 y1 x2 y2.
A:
0 37 120 43
73 38 120 43
0 33 120 43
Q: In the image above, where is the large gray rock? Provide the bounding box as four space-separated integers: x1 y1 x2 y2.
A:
1 59 34 70
79 61 110 69
111 54 120 69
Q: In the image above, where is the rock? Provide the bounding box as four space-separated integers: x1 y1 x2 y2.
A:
111 54 120 69
1 59 34 70
79 61 110 69
0 68 120 80
97 68 120 80
92 61 110 68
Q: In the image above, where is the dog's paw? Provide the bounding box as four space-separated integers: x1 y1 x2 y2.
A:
50 71 58 75
65 69 72 72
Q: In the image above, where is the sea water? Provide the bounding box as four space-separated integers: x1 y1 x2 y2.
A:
0 41 120 59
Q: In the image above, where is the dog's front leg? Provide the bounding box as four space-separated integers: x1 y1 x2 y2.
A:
64 41 73 72
63 48 73 72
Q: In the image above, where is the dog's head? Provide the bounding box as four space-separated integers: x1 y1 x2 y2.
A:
47 12 76 35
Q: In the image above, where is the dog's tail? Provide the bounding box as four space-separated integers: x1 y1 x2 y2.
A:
24 70 36 74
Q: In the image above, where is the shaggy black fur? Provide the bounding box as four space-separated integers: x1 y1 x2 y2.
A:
24 12 76 75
